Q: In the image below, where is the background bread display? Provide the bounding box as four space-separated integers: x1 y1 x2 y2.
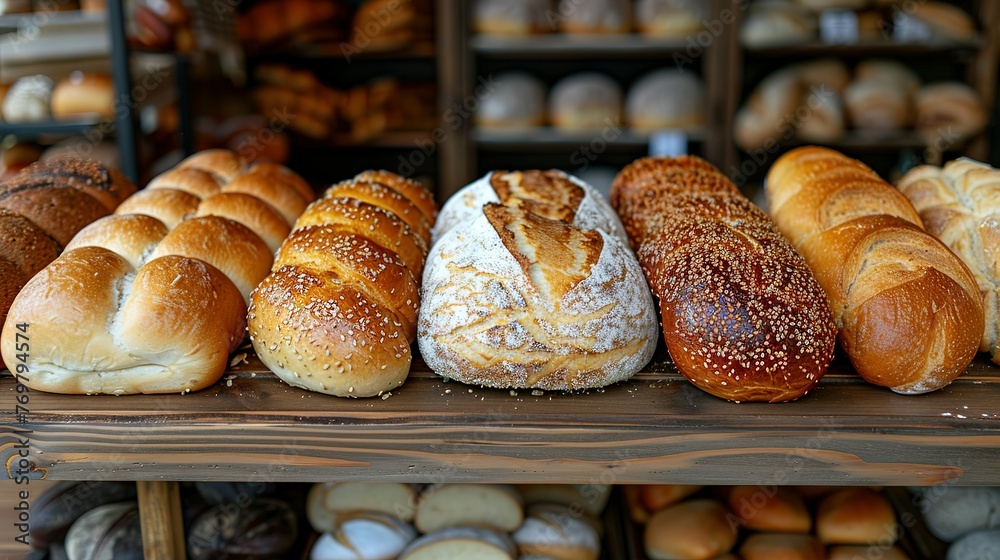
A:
249 170 436 397
0 157 136 371
419 169 657 391
612 155 837 402
0 151 314 394
767 146 984 394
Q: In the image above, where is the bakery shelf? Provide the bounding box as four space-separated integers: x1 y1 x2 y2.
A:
0 118 107 140
475 126 706 151
3 351 999 486
0 10 109 64
744 37 983 59
245 41 436 61
471 34 691 59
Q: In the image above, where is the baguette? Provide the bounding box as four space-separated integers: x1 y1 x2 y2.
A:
249 171 436 397
612 156 837 402
767 147 983 394
1 151 313 394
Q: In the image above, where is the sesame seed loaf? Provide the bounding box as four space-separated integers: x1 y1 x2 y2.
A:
612 155 837 402
768 146 983 394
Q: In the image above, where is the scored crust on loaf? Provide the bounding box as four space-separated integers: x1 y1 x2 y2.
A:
431 170 627 245
354 170 438 225
325 180 432 246
65 214 169 270
614 155 837 402
418 203 658 390
0 156 136 213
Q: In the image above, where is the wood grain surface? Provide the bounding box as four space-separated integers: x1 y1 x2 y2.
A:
1 348 999 486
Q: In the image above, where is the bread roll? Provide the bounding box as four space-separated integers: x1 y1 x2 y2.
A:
513 505 600 560
909 2 976 40
177 149 248 183
734 68 802 151
310 513 417 560
476 72 546 130
739 533 824 560
947 530 1000 560
516 485 611 517
795 84 845 143
727 486 811 533
915 82 987 141
796 59 851 94
639 485 703 514
432 169 626 245
612 156 837 402
897 160 1000 362
854 60 921 96
626 70 705 131
400 527 517 560
916 486 1000 542
114 188 201 230
644 499 737 560
635 0 707 38
250 170 435 397
549 73 621 131
414 484 523 534
473 0 551 35
816 488 898 545
561 0 630 34
1 75 54 123
146 167 222 199
51 72 114 119
65 502 143 560
844 79 911 132
740 1 816 48
64 214 168 269
307 482 418 533
766 147 984 394
830 545 910 560
418 203 657 390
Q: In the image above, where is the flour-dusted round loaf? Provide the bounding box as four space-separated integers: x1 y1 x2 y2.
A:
1 75 54 123
561 0 630 34
307 482 418 533
399 527 517 560
549 73 622 131
626 69 705 131
634 0 707 38
309 513 417 560
473 0 551 35
947 530 1000 560
431 169 626 245
920 487 1000 542
476 72 547 130
513 505 601 560
415 484 524 534
418 203 657 390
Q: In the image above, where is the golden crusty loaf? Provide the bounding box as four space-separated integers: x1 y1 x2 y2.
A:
897 159 1000 363
816 488 898 545
418 202 657 390
0 158 136 370
767 146 984 394
644 499 737 560
249 170 436 398
739 533 825 560
727 486 811 533
1 151 314 393
612 156 837 403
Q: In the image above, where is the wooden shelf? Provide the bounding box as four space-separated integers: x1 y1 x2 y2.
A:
471 33 691 59
3 350 998 486
475 126 706 151
744 37 983 58
246 41 436 61
0 118 106 140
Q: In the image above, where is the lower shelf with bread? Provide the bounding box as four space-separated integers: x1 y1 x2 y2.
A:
2 347 999 486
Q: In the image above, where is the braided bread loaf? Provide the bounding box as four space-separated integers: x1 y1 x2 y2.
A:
249 170 437 397
897 158 1000 363
418 171 657 391
767 147 983 394
0 157 136 371
612 156 837 402
0 151 314 394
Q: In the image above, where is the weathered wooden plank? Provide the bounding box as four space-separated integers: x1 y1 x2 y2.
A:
137 481 185 560
1 353 999 485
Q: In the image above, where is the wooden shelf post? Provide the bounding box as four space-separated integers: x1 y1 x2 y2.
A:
137 481 187 560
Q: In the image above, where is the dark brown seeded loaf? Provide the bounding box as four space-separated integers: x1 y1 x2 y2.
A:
611 155 837 402
0 158 137 370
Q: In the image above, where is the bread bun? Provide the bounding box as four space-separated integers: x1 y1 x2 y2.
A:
474 0 552 35
177 149 248 183
147 167 222 199
307 482 418 533
854 59 921 95
1 75 54 123
399 527 517 560
739 533 825 560
795 84 845 143
635 0 707 38
549 73 621 131
415 484 524 534
734 69 802 151
795 58 851 94
626 70 705 131
432 169 626 245
830 545 911 560
915 82 987 140
561 0 630 34
513 505 600 560
516 485 611 517
114 188 201 230
64 214 168 269
639 485 702 514
309 513 417 560
741 1 816 48
353 170 437 225
325 180 431 246
418 203 657 390
727 486 811 533
844 79 911 132
918 487 1000 542
909 2 976 40
51 72 114 119
644 500 737 560
947 530 1000 560
477 72 546 130
224 172 309 226
816 488 898 545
